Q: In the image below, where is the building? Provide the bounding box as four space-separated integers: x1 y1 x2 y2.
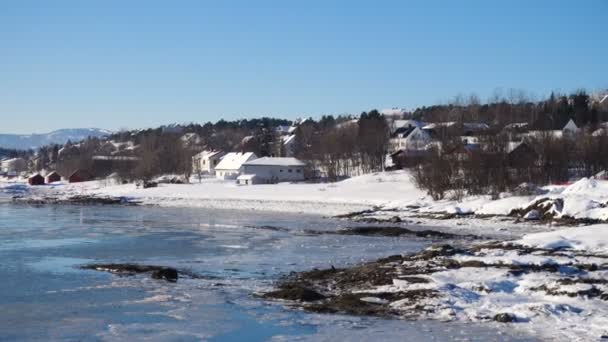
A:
215 152 257 180
45 171 62 183
192 150 226 176
1 157 27 174
529 116 578 138
28 174 45 186
69 169 93 183
281 135 296 157
239 157 306 184
91 155 140 178
390 126 431 152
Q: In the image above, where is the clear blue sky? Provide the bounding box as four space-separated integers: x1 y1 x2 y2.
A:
1 0 606 133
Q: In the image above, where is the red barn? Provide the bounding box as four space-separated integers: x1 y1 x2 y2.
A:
68 170 93 183
45 171 61 183
28 174 45 186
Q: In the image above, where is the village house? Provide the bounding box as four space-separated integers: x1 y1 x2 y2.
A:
507 141 539 168
389 119 424 135
192 150 226 176
389 126 431 153
45 171 62 183
215 152 257 180
92 155 140 178
27 174 45 186
237 157 306 185
1 157 27 175
528 117 578 138
69 169 93 183
280 135 296 157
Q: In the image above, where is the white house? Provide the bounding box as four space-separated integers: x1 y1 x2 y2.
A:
390 127 431 152
238 157 306 185
1 157 27 174
215 152 257 180
281 135 296 157
389 119 424 134
192 150 226 176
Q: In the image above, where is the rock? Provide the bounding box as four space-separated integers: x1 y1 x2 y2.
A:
82 263 179 283
263 285 326 302
390 216 402 223
459 260 487 268
494 313 517 323
151 268 178 282
523 209 540 221
143 181 158 189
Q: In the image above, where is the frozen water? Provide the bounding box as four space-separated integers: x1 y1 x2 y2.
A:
0 204 536 341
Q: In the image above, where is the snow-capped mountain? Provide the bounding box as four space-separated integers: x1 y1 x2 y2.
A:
0 128 111 150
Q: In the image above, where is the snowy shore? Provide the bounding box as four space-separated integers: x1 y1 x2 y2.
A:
3 171 608 340
3 170 608 234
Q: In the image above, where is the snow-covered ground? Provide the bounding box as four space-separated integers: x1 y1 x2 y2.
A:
4 171 608 340
352 225 608 341
3 170 608 227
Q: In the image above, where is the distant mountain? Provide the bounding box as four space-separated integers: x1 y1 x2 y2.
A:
0 128 112 150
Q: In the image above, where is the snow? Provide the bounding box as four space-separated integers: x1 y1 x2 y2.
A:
242 157 306 167
355 227 608 341
5 169 608 340
215 152 257 171
519 225 608 253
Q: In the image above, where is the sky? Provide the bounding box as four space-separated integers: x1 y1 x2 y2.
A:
1 0 607 133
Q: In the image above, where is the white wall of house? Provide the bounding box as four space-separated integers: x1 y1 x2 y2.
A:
563 119 578 134
241 164 305 183
216 169 241 180
390 127 430 152
192 151 225 175
1 158 27 173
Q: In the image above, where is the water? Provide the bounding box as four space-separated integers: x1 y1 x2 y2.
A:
0 204 535 341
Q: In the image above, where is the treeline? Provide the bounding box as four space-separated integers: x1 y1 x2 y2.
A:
413 90 608 129
293 111 389 180
413 130 608 200
0 147 33 159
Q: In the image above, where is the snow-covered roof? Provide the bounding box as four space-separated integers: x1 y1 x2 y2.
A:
193 150 224 159
507 141 523 153
463 123 490 131
282 135 296 145
422 122 457 130
92 155 140 161
503 122 529 130
381 107 407 116
215 152 257 170
243 157 306 167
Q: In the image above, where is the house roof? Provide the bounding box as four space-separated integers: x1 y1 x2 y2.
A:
282 134 296 145
215 152 257 170
193 150 224 159
422 122 457 130
393 126 416 138
243 157 306 167
530 115 577 131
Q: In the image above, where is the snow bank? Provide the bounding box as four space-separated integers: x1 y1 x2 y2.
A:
518 225 608 253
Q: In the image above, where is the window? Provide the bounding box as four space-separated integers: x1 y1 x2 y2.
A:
280 169 283 172
296 169 301 173
288 169 292 173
